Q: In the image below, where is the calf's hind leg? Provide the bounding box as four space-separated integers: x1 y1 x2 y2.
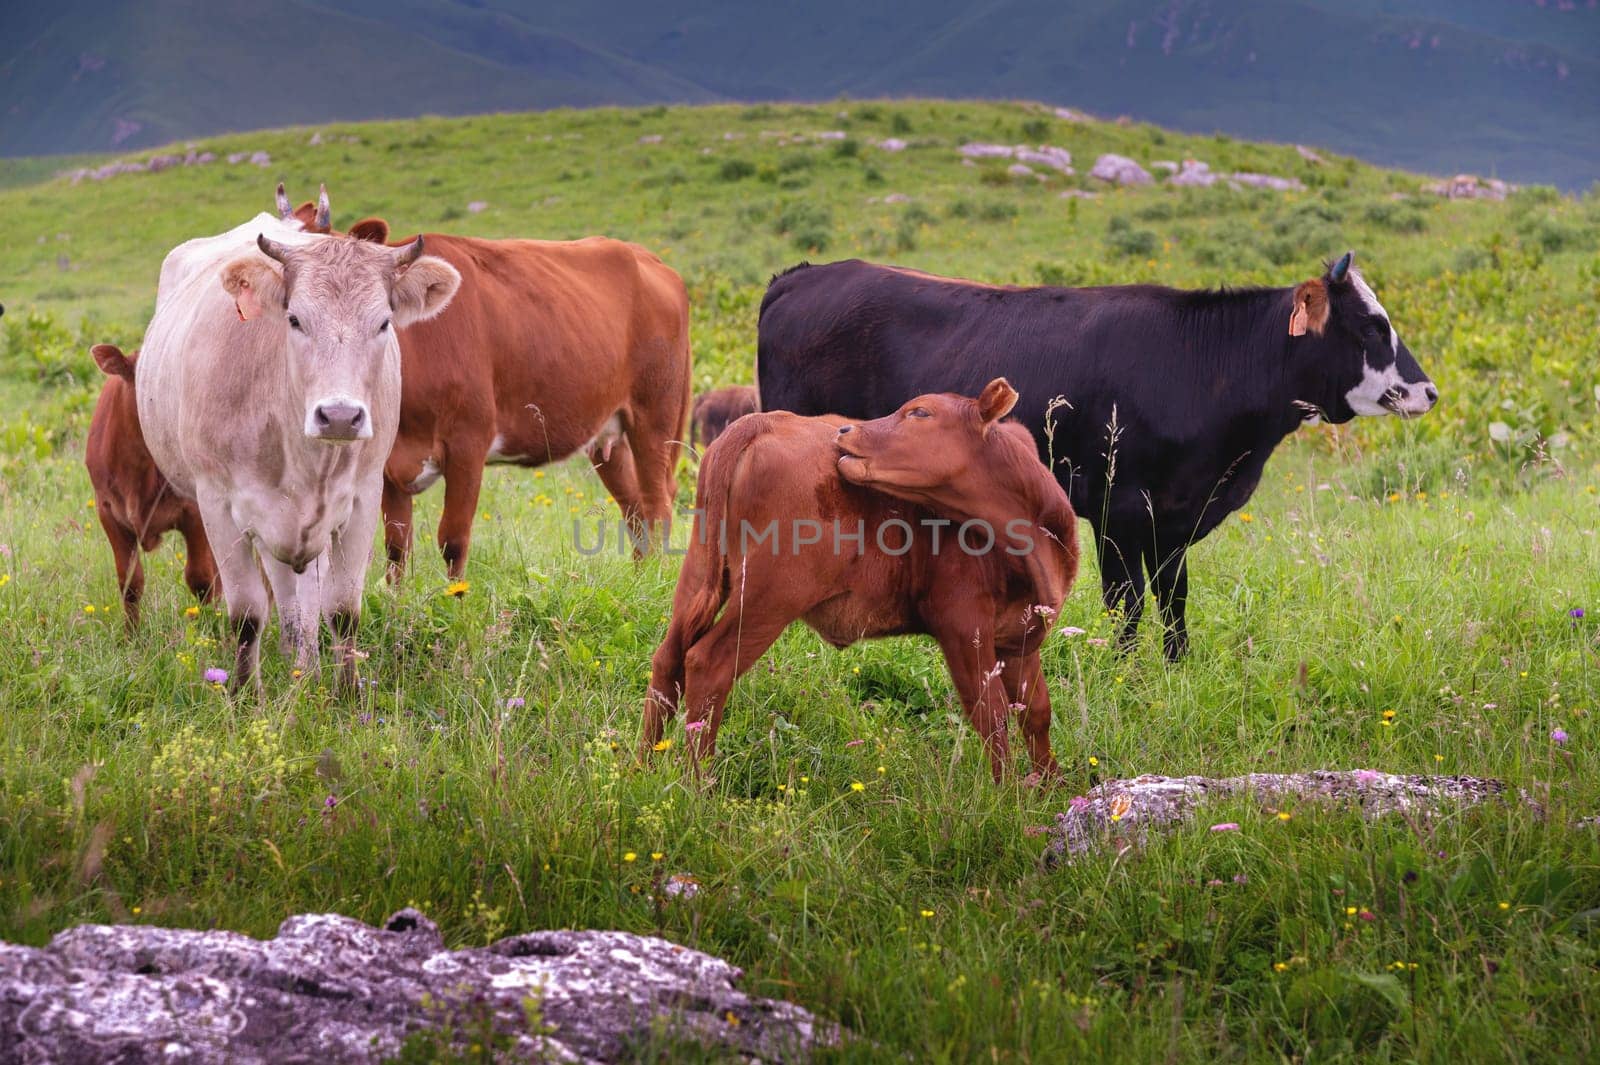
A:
676 610 792 766
933 624 1013 782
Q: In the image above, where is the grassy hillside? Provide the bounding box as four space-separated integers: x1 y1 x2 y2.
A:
5 1 1598 189
2 101 1599 1061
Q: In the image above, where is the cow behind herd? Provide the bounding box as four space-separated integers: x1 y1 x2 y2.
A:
80 182 1436 780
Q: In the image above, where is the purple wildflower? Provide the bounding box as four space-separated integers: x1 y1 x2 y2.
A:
505 696 526 709
684 720 707 733
1210 822 1240 832
203 667 228 684
324 794 337 809
1570 608 1585 619
1552 728 1569 745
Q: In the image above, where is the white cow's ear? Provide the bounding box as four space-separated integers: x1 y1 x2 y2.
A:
220 258 285 322
391 256 461 326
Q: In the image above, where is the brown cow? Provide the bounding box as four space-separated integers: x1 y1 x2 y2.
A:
282 187 691 575
85 344 219 625
691 385 759 450
642 379 1079 782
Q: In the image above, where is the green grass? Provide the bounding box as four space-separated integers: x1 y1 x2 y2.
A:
2 100 1599 1062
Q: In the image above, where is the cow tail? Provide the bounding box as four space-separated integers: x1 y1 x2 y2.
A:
653 415 768 712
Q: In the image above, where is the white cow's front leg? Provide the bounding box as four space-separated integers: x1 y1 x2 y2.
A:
199 496 269 692
324 486 383 693
261 552 325 678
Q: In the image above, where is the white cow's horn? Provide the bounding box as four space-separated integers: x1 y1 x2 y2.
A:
257 233 292 263
275 183 294 220
392 235 424 269
315 184 331 229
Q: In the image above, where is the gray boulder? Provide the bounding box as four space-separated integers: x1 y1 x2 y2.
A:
0 909 840 1063
1089 153 1152 186
1046 770 1529 866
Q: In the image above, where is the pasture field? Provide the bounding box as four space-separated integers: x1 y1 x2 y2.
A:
2 100 1599 1061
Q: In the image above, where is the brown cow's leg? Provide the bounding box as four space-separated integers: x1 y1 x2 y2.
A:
677 613 791 767
622 385 688 555
591 435 649 555
98 510 144 628
178 508 220 603
436 445 489 579
381 476 415 582
933 625 1012 782
1005 652 1059 780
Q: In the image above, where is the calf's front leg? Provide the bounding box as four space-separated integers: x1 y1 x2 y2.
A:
932 623 1013 782
1004 651 1060 780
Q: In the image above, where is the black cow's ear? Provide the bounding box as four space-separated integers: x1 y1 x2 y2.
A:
1328 251 1353 284
1290 279 1329 337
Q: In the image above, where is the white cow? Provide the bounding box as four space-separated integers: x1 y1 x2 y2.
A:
138 205 461 688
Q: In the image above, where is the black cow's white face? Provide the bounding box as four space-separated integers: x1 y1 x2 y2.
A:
1295 252 1437 424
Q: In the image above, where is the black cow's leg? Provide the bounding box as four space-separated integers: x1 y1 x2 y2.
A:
1096 528 1145 650
1149 543 1190 661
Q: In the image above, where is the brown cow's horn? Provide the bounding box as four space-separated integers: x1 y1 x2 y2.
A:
392 235 424 269
275 183 294 220
257 233 291 263
315 184 331 229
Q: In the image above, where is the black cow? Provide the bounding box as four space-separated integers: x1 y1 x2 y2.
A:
756 252 1436 658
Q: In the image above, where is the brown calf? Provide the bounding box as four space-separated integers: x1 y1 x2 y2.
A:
691 385 759 450
642 379 1079 781
85 344 219 625
285 188 691 575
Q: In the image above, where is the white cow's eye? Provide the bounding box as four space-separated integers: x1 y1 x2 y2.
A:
378 318 391 334
287 314 302 331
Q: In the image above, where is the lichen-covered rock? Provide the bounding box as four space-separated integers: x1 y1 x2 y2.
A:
1230 171 1307 191
1422 174 1514 200
1089 153 1152 186
957 143 1073 174
1045 770 1529 866
0 909 839 1063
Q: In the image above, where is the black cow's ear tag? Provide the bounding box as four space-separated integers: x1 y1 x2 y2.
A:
1288 300 1309 337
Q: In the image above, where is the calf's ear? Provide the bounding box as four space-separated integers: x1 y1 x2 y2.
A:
91 343 135 381
220 258 285 322
349 218 391 244
1289 279 1329 337
978 377 1019 429
390 256 461 326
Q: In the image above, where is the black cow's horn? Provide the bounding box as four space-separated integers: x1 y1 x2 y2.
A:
315 184 331 229
1329 250 1353 282
392 235 424 268
275 183 294 220
257 233 292 263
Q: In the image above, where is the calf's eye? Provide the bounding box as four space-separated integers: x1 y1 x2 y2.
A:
908 407 931 419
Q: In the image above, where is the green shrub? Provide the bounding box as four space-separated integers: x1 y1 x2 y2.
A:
1105 216 1159 258
718 158 757 182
